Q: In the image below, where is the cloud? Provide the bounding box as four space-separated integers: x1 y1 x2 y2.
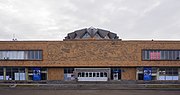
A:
0 0 180 40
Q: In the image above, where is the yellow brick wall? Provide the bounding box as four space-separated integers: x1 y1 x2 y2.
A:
0 41 180 67
48 68 64 80
121 68 136 80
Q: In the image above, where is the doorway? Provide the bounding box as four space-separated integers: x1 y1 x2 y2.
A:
111 68 121 80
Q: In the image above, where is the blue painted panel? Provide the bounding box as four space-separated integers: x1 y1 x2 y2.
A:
33 68 41 81
143 67 152 81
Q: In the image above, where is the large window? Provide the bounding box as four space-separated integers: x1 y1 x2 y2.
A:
64 68 74 81
142 50 180 60
0 67 47 81
6 67 26 80
158 68 179 80
0 50 42 60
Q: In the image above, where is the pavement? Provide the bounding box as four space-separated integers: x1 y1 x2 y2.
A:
0 89 180 95
1 82 180 90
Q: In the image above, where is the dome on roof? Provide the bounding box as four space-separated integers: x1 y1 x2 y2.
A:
64 27 119 40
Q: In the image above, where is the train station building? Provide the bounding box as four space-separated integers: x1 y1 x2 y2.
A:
0 27 180 81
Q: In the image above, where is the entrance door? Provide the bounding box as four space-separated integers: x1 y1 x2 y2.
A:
138 73 143 80
111 68 121 80
113 73 119 80
75 68 110 81
77 72 108 81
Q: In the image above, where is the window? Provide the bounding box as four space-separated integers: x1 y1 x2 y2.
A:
104 72 107 77
85 72 88 77
78 73 81 77
158 68 179 80
64 68 74 81
41 68 47 80
89 73 92 77
0 50 42 60
64 68 74 74
100 72 104 77
142 50 180 60
82 33 91 39
82 72 85 77
6 67 25 80
94 33 102 39
93 73 96 77
104 35 110 39
0 67 3 80
97 73 99 77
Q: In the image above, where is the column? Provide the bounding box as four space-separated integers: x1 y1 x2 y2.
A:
25 68 28 80
3 68 6 80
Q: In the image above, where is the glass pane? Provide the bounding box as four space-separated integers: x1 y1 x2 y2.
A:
82 33 91 39
97 73 99 77
172 68 178 75
94 33 102 39
165 51 168 60
172 51 175 60
89 73 92 77
85 72 88 77
100 72 103 77
64 68 68 74
175 51 179 60
30 51 34 59
159 68 166 75
39 51 42 60
161 51 165 60
0 51 2 59
24 51 28 59
143 51 146 60
41 73 47 80
35 51 39 59
93 73 96 77
78 73 81 77
104 72 107 77
6 67 12 80
147 51 150 60
82 72 85 77
32 51 35 59
0 67 3 80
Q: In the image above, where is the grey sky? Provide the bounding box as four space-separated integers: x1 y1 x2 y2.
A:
0 0 180 41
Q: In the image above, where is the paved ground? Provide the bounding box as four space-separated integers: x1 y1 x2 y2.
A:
0 89 180 95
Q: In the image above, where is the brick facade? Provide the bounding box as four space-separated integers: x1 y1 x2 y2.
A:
48 68 64 80
121 68 136 80
0 40 180 67
0 40 180 81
